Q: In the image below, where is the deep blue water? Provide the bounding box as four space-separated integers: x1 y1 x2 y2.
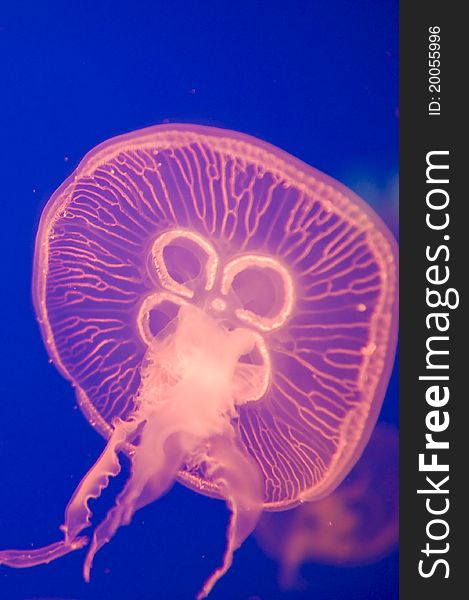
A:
0 2 398 599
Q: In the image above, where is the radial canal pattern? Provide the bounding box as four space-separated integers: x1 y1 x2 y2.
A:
33 124 398 509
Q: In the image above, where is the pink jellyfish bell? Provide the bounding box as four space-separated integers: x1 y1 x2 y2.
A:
0 124 398 597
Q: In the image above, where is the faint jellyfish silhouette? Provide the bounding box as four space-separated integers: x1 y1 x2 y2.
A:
0 125 398 598
255 422 399 589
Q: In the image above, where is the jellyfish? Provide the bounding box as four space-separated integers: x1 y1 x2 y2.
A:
255 422 399 589
0 124 398 597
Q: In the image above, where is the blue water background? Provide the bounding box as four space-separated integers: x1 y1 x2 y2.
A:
0 1 398 599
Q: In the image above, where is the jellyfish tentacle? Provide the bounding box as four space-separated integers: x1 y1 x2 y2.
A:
197 434 263 599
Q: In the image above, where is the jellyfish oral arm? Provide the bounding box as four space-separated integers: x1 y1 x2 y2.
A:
1 303 265 599
0 415 138 570
196 435 263 599
0 538 89 569
62 415 141 546
83 304 265 595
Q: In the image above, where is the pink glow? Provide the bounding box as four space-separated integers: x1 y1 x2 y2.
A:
255 423 399 589
1 125 398 596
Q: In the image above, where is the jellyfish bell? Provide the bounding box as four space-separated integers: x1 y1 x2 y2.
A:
0 124 398 597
